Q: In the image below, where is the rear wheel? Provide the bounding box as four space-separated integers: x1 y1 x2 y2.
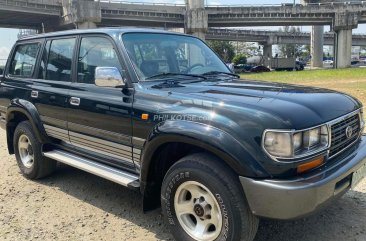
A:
14 121 56 179
161 153 259 241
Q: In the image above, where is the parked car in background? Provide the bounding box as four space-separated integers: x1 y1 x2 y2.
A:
234 64 253 73
295 61 305 71
250 65 271 73
323 59 334 67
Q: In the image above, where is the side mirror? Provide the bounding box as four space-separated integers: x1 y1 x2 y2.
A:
95 67 125 88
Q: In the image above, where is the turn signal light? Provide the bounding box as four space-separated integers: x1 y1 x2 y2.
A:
297 156 325 174
141 113 149 120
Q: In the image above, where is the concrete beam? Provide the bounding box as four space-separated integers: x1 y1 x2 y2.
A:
311 26 324 68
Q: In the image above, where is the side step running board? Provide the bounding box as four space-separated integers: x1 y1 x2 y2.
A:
43 150 140 189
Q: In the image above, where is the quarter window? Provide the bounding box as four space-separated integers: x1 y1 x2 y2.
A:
77 37 122 84
9 43 40 77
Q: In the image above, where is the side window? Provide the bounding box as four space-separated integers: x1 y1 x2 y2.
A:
9 43 40 77
77 36 122 84
39 38 76 82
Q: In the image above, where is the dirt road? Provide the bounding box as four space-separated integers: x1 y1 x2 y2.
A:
0 129 365 241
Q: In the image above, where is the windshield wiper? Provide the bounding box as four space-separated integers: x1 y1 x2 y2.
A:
202 71 240 78
145 72 207 80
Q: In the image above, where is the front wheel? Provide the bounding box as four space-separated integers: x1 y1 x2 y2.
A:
161 153 259 241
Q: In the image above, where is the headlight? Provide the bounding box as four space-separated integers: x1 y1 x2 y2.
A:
263 125 329 159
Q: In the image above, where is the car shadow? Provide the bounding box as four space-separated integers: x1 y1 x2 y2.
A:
36 164 173 240
37 164 366 241
254 188 366 241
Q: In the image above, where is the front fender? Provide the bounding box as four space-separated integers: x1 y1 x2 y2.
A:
140 120 269 188
6 99 49 144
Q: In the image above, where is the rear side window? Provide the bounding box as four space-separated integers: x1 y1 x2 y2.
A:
39 38 76 82
9 43 40 77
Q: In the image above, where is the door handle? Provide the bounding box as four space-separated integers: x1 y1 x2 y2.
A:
31 91 38 98
70 97 80 106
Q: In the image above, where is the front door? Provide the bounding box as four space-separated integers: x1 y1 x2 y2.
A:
68 35 134 170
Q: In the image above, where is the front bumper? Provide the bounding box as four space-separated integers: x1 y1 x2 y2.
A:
240 135 366 220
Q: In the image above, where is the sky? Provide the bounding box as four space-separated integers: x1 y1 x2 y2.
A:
1 0 366 60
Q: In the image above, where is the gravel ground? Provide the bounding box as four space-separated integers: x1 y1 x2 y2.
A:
0 129 365 241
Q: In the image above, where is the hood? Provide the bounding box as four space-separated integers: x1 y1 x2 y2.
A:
143 79 362 130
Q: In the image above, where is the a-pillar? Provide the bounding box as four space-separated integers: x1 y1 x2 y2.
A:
334 29 353 68
185 0 208 40
311 26 324 68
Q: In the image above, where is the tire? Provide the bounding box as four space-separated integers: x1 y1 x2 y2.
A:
161 153 259 241
13 121 56 179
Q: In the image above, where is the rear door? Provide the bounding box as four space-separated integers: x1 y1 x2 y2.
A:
32 37 76 143
1 40 42 126
67 35 134 171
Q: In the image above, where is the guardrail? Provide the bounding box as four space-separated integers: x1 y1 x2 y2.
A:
99 0 185 7
0 0 61 10
98 1 366 7
206 1 366 7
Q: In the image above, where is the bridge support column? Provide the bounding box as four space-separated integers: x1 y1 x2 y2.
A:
263 44 272 67
185 0 208 40
333 12 358 68
62 0 101 29
311 26 324 68
334 29 353 68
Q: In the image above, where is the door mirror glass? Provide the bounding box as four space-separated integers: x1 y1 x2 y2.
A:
95 67 125 88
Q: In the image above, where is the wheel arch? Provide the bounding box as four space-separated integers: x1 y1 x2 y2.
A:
140 120 268 211
6 99 49 154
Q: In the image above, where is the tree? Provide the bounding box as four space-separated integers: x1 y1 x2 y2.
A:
234 42 260 56
278 26 304 58
207 40 235 63
232 54 247 65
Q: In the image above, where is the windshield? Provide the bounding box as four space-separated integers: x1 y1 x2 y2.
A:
122 33 231 81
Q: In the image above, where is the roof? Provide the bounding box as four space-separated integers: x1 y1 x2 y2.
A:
18 27 187 41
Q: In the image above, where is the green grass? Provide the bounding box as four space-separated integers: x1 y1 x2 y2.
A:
240 68 366 108
241 68 366 84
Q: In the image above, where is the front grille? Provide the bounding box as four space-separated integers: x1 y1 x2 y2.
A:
329 113 361 158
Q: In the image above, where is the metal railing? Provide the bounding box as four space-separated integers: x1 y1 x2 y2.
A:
207 1 366 7
98 1 366 7
99 0 185 7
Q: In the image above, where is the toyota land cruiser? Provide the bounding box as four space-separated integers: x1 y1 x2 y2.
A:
0 28 366 241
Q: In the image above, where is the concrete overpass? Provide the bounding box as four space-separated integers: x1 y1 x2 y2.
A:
206 28 366 46
0 0 366 68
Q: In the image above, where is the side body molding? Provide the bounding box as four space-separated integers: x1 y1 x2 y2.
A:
140 120 269 194
6 99 49 152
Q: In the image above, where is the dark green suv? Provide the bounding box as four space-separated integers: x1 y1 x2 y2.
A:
0 28 366 241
